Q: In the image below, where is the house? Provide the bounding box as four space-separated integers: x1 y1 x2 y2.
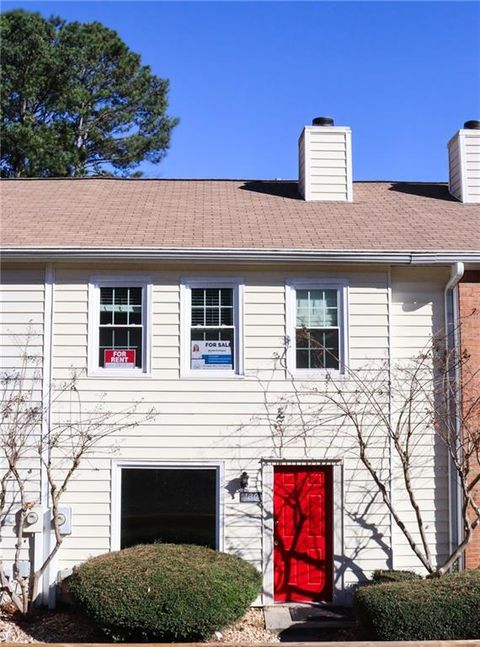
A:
1 118 479 607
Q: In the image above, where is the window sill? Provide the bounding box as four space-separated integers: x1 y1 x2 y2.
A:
181 371 245 380
289 368 346 381
88 369 152 379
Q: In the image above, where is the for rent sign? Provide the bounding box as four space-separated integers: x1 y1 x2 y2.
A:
104 349 136 368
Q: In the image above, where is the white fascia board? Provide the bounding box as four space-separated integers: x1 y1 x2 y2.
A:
1 247 480 265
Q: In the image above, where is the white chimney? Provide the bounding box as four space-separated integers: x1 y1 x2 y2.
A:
448 120 480 203
298 117 353 202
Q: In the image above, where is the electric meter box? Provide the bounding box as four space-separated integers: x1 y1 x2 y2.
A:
23 507 45 533
55 506 72 535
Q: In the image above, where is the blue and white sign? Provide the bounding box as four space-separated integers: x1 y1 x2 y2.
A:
191 340 232 370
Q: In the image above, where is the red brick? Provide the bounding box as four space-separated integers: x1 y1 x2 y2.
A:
459 277 480 569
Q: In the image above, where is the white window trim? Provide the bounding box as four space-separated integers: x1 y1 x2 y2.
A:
110 459 224 552
180 276 245 379
88 274 152 378
286 278 349 378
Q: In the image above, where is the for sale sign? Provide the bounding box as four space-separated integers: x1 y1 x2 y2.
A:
191 340 232 370
104 349 136 368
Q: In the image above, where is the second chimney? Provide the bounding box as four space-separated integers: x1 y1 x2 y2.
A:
298 117 353 202
448 120 480 203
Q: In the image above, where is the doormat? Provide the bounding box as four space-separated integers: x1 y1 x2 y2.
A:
289 606 352 622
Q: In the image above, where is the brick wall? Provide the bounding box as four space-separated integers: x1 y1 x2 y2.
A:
458 271 480 569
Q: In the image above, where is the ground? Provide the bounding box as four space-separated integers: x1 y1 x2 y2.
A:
0 606 279 643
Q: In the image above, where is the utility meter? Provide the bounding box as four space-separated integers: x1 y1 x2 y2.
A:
55 507 72 535
23 507 45 533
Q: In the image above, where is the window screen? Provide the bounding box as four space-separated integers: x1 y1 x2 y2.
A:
295 289 340 370
99 287 143 369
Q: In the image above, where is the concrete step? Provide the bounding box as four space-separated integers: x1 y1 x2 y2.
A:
264 604 355 634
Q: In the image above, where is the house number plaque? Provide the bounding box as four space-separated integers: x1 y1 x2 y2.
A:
239 491 261 503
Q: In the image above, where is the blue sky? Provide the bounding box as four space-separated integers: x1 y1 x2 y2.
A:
3 1 480 180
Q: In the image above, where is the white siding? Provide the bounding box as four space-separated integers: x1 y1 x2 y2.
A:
0 267 45 564
464 130 480 201
298 126 352 202
0 262 452 600
48 264 389 593
448 133 463 201
298 133 305 197
390 266 450 571
448 129 480 203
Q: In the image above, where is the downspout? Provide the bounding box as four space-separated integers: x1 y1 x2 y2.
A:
444 262 464 567
41 264 55 604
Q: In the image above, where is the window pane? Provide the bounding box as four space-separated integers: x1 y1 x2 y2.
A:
100 287 113 305
101 287 143 323
114 287 129 305
100 309 112 325
192 308 205 326
121 468 217 549
129 287 142 305
296 289 338 327
221 307 233 325
296 349 310 369
114 309 128 325
296 329 339 370
221 289 232 307
323 330 339 369
129 308 142 325
191 328 234 370
98 286 144 370
191 289 205 307
205 288 220 307
205 307 220 326
99 327 142 368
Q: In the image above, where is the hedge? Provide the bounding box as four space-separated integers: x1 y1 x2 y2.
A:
68 543 261 642
370 569 422 585
355 568 480 640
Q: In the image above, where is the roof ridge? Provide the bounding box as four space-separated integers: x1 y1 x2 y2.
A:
0 177 448 185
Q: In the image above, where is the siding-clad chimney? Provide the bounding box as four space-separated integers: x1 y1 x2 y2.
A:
298 117 353 202
448 120 480 203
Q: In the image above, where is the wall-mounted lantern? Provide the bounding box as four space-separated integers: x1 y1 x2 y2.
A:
239 471 249 490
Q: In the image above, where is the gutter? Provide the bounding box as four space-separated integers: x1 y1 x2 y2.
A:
2 247 480 265
444 262 465 565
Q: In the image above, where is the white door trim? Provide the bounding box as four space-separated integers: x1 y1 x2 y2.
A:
111 460 225 552
261 459 344 606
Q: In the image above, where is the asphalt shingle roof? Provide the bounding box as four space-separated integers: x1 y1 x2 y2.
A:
1 178 479 251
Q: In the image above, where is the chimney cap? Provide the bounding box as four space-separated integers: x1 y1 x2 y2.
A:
464 120 480 130
312 116 334 127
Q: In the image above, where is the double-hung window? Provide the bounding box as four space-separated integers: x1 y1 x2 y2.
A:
89 276 151 376
181 277 244 377
287 280 348 375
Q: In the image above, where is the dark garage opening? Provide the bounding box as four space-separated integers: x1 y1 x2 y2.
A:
120 468 217 549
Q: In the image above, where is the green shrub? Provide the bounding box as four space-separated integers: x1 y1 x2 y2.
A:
355 569 480 640
371 569 422 585
68 543 261 642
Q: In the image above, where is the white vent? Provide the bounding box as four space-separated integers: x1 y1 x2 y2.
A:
298 122 352 202
448 126 480 203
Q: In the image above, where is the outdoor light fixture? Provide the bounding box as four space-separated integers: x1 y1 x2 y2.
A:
239 471 249 490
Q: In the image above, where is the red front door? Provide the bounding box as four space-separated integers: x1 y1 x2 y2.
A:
273 465 333 602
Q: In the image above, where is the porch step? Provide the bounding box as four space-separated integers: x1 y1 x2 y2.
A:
264 603 355 634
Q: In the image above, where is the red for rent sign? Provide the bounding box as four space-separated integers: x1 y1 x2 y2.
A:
104 349 136 368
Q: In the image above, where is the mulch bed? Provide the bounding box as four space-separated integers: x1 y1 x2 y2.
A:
0 604 104 643
0 605 279 644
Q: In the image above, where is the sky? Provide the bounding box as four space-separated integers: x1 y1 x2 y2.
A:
2 1 480 181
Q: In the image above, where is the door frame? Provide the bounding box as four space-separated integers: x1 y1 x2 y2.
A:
111 459 224 552
261 459 344 605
